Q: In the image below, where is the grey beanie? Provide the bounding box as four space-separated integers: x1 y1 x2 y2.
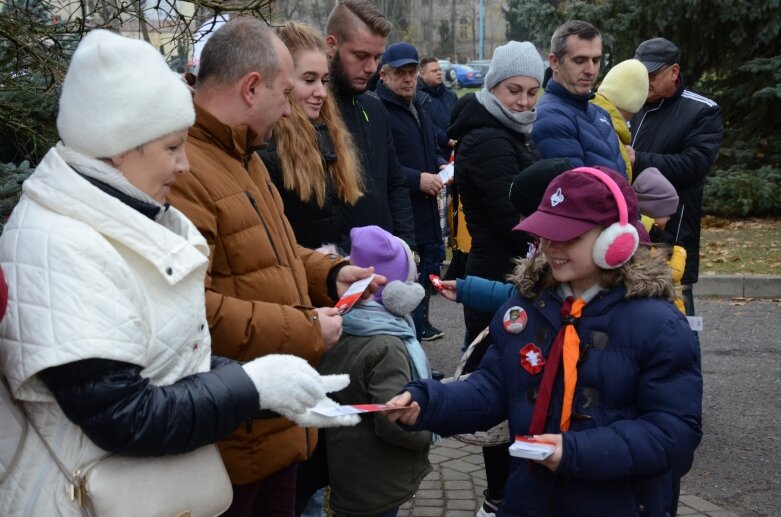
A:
632 167 679 217
484 41 545 91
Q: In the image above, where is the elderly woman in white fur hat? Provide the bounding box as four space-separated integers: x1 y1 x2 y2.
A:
0 30 356 516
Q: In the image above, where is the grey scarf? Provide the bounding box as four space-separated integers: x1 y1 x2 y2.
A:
476 89 537 135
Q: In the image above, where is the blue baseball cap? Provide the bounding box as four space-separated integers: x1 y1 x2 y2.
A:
381 42 419 68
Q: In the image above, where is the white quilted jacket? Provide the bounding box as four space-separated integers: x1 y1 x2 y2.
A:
0 147 212 516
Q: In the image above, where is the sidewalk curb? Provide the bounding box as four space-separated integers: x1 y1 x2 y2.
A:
440 262 781 298
696 274 781 298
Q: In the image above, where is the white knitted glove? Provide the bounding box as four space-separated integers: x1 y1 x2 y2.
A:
320 373 351 394
277 397 361 428
242 355 325 414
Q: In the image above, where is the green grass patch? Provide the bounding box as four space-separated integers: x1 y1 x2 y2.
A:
699 216 781 275
441 217 780 275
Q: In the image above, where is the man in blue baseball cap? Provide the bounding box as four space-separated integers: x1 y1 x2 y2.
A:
377 41 447 342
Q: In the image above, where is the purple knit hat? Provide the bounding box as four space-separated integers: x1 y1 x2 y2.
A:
349 226 416 301
633 167 679 218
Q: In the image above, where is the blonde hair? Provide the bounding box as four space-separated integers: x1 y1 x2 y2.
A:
273 22 363 207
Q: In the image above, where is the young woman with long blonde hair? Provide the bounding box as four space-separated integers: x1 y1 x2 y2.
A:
260 22 363 251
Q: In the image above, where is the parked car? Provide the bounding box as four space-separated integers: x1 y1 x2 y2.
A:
437 59 458 90
453 64 484 88
466 59 491 77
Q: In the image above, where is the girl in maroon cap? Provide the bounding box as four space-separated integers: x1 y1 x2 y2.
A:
387 166 701 516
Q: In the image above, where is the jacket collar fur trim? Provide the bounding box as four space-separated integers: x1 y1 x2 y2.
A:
508 249 675 301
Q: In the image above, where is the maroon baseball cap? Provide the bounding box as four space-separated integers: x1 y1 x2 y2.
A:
515 167 642 242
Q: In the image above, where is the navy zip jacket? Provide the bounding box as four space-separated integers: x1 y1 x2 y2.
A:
532 80 627 177
417 78 458 160
334 89 416 252
375 81 443 246
404 282 702 516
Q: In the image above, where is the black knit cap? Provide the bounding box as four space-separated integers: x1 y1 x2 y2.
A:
509 158 573 216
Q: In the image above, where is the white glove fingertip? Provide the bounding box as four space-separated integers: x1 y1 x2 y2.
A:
321 374 351 393
339 414 361 427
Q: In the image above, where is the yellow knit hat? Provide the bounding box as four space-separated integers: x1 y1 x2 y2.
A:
597 59 649 114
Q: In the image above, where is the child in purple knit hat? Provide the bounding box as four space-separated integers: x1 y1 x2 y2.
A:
310 226 433 516
633 167 687 313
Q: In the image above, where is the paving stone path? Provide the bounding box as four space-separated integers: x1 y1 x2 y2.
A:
397 438 740 517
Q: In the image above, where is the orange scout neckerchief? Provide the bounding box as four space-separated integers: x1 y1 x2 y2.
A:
528 297 586 435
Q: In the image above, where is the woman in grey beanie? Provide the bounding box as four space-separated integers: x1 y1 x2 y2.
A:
478 41 546 133
446 39 545 517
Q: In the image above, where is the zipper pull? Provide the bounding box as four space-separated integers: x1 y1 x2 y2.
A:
69 470 88 507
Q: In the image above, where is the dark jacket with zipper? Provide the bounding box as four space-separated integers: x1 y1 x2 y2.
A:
168 104 347 484
417 78 458 160
259 125 345 250
334 89 416 252
630 77 723 284
448 93 539 281
376 81 443 247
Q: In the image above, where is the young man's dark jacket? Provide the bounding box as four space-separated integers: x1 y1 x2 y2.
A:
630 76 723 284
417 77 458 160
333 88 416 252
375 81 443 247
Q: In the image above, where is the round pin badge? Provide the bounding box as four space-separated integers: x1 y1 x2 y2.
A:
502 306 528 334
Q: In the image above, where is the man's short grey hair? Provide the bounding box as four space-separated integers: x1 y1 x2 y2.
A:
550 20 601 60
197 17 281 87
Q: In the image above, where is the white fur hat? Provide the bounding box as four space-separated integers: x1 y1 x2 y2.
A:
57 30 194 158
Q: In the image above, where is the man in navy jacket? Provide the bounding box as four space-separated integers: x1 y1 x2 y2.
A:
531 20 627 177
376 42 445 342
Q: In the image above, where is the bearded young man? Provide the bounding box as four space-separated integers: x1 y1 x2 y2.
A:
324 0 416 254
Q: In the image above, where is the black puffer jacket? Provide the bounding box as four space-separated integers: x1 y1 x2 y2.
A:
259 126 345 250
448 94 539 281
630 77 723 284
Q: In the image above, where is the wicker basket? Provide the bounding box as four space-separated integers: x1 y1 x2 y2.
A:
441 328 512 447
